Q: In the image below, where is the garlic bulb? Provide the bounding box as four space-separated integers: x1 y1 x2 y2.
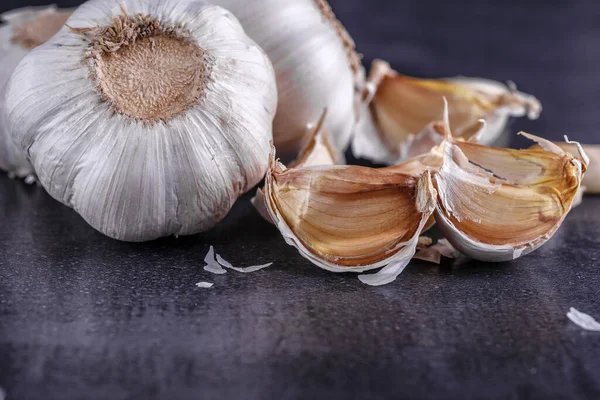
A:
434 125 587 262
353 59 542 164
0 6 71 179
264 144 437 286
5 0 277 241
212 0 363 160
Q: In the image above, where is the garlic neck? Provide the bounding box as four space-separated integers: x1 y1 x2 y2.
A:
73 11 210 122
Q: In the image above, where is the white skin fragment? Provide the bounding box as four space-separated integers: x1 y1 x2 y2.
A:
567 308 600 332
203 246 227 275
196 282 214 288
216 253 273 273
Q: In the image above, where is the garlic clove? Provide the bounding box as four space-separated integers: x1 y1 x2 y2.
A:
433 131 586 262
352 59 542 164
0 6 72 180
6 0 277 241
213 0 364 161
264 146 437 285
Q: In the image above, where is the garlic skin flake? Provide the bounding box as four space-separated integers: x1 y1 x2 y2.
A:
434 132 586 262
264 147 437 286
5 0 277 242
213 0 363 160
353 59 542 164
0 6 71 179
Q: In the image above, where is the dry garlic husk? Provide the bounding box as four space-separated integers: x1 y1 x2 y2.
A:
0 5 72 179
545 142 599 194
213 0 363 160
352 59 542 164
5 0 277 241
434 129 587 262
264 146 437 286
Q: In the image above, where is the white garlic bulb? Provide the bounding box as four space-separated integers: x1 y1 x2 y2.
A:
0 6 71 180
212 0 363 160
5 0 277 242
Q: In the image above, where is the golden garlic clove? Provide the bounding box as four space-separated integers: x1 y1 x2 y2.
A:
264 147 437 286
433 131 586 262
352 59 541 164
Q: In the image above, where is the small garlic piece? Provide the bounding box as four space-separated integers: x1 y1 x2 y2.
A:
353 59 542 164
433 124 586 262
264 145 437 286
0 6 71 179
6 0 277 241
213 0 363 160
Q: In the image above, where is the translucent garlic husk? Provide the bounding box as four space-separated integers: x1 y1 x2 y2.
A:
5 0 277 242
0 6 71 180
212 0 363 161
264 143 437 286
433 129 587 262
352 59 542 164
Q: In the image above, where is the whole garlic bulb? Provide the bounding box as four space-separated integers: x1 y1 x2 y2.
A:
6 0 277 242
0 6 71 180
213 0 363 160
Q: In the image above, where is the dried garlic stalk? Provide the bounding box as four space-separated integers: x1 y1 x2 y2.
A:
353 59 541 164
264 145 437 286
433 111 587 262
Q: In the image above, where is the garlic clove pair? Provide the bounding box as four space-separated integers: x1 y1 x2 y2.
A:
0 6 72 180
212 0 364 161
264 144 437 286
353 59 542 164
6 0 277 241
433 125 586 262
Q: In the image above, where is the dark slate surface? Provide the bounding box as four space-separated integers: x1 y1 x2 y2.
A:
1 1 600 400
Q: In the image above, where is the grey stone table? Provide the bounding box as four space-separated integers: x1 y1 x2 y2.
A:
1 0 600 399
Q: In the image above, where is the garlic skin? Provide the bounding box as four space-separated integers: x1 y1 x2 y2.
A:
353 59 542 164
264 146 437 286
6 0 277 242
0 6 71 180
434 131 586 262
213 0 363 160
551 142 600 194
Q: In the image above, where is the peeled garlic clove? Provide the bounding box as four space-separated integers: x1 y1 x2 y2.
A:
252 110 343 223
0 6 71 180
434 133 586 262
6 0 277 241
213 0 363 160
353 59 541 164
264 147 437 286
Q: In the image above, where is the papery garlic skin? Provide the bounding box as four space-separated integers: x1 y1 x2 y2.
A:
353 59 542 164
553 142 600 194
6 0 277 242
264 146 437 286
0 6 70 180
434 133 585 262
213 0 363 160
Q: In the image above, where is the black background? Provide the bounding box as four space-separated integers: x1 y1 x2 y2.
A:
1 1 599 400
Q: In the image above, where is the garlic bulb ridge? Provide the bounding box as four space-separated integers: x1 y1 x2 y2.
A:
5 0 277 242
